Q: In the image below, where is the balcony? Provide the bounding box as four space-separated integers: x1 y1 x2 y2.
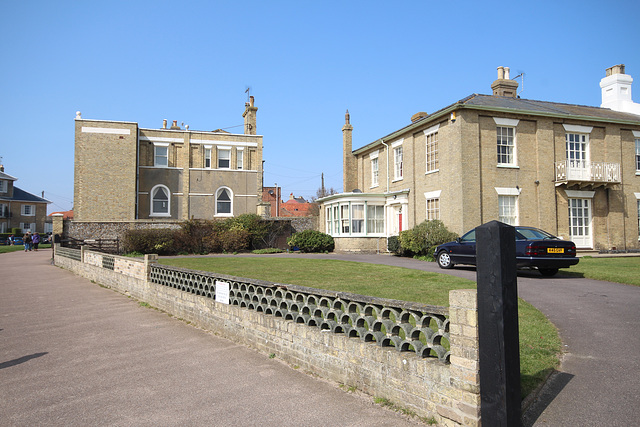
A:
555 160 621 188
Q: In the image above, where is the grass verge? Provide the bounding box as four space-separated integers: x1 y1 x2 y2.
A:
0 244 52 254
160 257 560 398
561 256 640 286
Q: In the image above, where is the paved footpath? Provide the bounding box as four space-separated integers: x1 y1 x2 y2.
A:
0 250 421 427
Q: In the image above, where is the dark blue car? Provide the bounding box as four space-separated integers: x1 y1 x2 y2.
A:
434 226 579 277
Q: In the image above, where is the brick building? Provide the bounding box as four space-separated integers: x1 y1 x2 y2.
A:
0 165 51 234
74 97 263 222
319 65 640 253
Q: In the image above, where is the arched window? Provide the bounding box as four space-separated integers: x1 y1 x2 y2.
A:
216 187 232 216
151 185 170 217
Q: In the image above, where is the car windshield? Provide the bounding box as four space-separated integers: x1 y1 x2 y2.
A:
515 227 557 240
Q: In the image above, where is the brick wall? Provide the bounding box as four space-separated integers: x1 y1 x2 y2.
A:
54 246 480 426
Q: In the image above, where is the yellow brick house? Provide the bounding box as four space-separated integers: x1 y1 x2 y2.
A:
74 97 263 222
319 65 640 253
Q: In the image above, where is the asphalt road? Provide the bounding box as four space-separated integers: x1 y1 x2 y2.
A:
0 250 422 427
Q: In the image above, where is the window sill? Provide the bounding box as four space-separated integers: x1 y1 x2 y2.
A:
215 213 233 218
497 164 520 169
149 213 171 218
425 169 439 176
370 184 379 189
392 178 403 183
636 171 640 176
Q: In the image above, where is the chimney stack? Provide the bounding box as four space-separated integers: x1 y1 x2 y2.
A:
162 119 167 129
243 96 258 135
600 64 640 114
491 66 519 98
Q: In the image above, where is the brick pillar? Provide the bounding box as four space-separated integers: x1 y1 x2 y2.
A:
447 289 481 427
144 254 158 279
52 214 64 236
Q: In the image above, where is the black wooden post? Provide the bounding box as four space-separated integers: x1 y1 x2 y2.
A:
476 220 522 426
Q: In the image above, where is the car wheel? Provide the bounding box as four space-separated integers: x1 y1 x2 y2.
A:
539 268 559 277
437 251 454 269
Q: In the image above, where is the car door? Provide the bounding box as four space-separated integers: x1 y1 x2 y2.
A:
450 229 477 265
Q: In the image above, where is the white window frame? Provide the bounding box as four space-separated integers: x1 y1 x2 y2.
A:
424 190 442 221
0 203 8 219
370 152 379 188
635 193 640 240
215 187 233 216
21 222 36 233
351 204 365 234
237 147 244 170
392 140 403 181
154 143 169 168
366 205 385 234
495 187 520 226
21 204 36 216
150 185 171 217
424 124 439 174
498 195 518 225
0 180 7 193
494 117 519 167
204 146 212 169
635 137 640 173
218 147 231 169
325 206 332 234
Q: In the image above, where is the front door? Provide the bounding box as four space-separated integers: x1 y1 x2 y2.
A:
569 198 592 248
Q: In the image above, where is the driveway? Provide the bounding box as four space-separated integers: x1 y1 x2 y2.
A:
275 253 640 426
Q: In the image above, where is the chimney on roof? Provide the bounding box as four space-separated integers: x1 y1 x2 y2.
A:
411 112 428 123
162 119 167 129
243 96 258 135
491 66 519 98
600 64 640 114
170 120 180 130
289 193 294 200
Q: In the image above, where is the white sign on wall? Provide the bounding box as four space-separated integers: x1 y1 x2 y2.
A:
215 280 230 305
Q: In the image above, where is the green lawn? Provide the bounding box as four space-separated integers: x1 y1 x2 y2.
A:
160 256 560 398
0 244 51 254
562 256 640 286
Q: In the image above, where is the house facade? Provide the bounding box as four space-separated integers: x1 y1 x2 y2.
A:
0 166 51 234
320 65 640 253
74 97 263 222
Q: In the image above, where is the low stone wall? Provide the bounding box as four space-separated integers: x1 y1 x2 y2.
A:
54 246 480 426
66 220 182 241
334 236 389 254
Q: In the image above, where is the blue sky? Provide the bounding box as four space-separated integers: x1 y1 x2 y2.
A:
1 0 639 213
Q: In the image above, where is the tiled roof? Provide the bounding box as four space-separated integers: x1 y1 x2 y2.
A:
355 93 640 153
1 186 51 203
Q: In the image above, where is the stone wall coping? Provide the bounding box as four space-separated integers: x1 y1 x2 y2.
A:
155 263 449 315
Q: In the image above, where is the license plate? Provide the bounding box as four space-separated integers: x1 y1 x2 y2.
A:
547 247 564 254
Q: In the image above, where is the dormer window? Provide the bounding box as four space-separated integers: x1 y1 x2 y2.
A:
0 180 6 193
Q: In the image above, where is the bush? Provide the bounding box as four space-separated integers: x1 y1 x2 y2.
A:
228 214 270 249
397 220 458 257
387 235 403 255
287 230 334 253
122 229 177 255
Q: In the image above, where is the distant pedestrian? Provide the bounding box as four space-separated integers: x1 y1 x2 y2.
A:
32 232 40 251
8 234 14 245
24 232 32 252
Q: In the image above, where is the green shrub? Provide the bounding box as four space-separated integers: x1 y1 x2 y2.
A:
387 235 403 255
122 229 177 255
287 230 334 253
228 214 270 249
397 220 458 257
